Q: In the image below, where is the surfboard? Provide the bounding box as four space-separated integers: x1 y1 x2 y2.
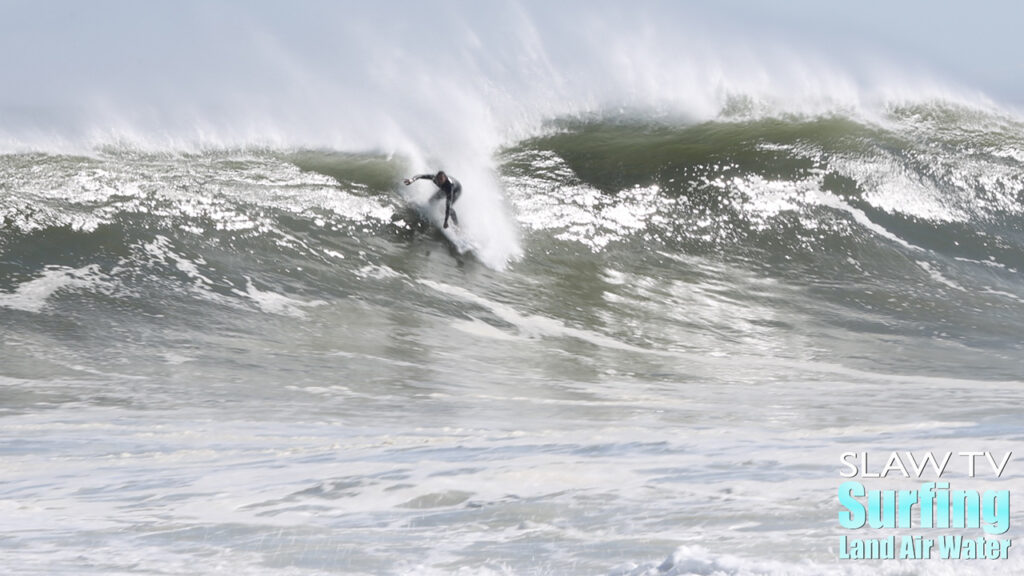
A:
410 197 477 255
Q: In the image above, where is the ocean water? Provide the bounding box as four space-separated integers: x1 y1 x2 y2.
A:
2 3 1024 575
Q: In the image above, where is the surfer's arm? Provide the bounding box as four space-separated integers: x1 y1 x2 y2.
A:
403 174 433 185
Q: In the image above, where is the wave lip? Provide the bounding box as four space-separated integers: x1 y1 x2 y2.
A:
502 102 1024 258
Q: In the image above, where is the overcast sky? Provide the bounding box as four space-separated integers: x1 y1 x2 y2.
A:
714 0 1024 104
1 0 1021 144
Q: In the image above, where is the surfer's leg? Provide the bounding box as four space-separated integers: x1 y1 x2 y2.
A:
448 186 461 225
429 189 445 203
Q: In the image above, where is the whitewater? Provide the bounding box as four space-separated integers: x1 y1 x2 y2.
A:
2 2 1024 575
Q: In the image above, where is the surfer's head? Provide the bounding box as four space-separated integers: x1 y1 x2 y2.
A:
433 171 448 185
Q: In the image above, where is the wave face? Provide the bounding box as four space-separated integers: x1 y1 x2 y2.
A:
5 104 1023 379
500 104 1024 378
3 3 1024 575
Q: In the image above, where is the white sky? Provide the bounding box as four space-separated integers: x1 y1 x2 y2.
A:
0 0 1021 138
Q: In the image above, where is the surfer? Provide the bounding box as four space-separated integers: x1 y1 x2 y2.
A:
404 171 461 228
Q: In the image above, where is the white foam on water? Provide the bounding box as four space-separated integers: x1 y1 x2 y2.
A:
916 260 966 292
232 276 325 318
617 544 1024 576
419 278 647 352
0 265 106 313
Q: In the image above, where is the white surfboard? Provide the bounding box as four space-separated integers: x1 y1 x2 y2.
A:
411 197 477 255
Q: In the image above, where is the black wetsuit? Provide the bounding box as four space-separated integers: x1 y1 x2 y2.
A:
413 174 462 228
